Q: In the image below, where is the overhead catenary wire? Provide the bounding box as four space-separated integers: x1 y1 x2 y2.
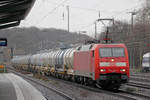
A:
111 3 143 18
70 6 99 12
36 0 70 25
77 2 143 33
22 0 144 35
35 3 135 27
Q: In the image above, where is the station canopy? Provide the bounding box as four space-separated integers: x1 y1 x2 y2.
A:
0 0 35 29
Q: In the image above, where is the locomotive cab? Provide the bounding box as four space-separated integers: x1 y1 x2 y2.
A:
95 44 129 90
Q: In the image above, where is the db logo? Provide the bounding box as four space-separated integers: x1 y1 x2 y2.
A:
110 63 115 66
109 69 116 72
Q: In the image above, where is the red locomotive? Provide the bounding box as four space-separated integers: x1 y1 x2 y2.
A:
74 44 129 90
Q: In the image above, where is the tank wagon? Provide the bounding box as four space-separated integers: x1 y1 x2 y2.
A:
11 43 130 90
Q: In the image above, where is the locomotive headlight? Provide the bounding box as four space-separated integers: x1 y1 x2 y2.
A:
100 69 106 72
111 59 114 62
100 62 110 66
116 62 126 66
120 69 126 72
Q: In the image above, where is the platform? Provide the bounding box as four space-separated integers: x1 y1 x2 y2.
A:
0 73 46 100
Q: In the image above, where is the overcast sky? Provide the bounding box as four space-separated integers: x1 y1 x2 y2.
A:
20 0 144 37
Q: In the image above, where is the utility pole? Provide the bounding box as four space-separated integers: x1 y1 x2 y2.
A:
98 11 101 18
94 11 100 39
129 11 136 33
10 48 13 59
95 22 97 39
67 5 70 32
131 12 134 32
128 11 136 69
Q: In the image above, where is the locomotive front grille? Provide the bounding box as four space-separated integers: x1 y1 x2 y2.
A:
100 73 121 80
99 73 128 82
109 74 120 80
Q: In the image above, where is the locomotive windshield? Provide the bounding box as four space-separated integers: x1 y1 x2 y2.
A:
99 48 125 57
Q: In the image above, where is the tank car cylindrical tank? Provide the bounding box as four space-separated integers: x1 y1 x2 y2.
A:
48 51 53 67
22 55 31 65
55 50 62 65
63 49 71 69
31 54 39 66
64 48 76 69
43 53 50 67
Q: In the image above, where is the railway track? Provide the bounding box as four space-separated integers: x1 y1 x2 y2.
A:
119 89 150 100
129 74 150 89
7 68 75 100
127 81 150 89
131 74 150 78
7 67 150 100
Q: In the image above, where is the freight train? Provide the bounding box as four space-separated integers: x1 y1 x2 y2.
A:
11 43 130 90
